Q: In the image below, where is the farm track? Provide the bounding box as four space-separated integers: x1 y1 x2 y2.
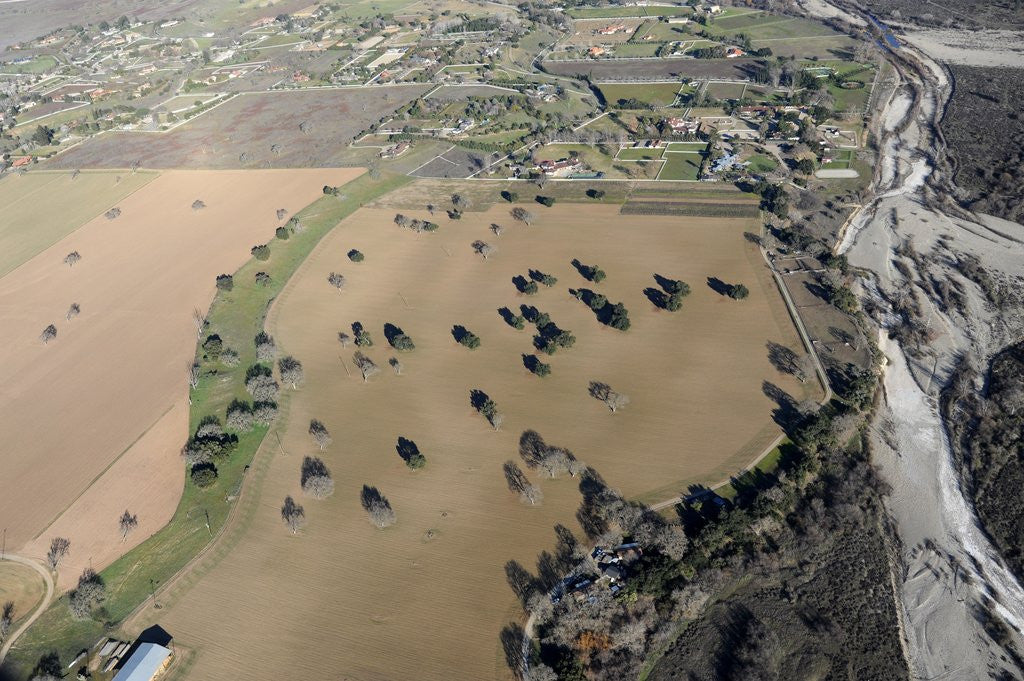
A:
0 556 54 665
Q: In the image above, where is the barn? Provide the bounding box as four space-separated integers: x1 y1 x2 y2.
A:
111 643 172 681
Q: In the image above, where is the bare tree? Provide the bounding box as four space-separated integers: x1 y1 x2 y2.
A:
301 456 335 499
0 602 12 643
40 324 57 345
278 356 303 389
187 362 200 396
63 251 81 267
360 485 396 528
118 510 138 542
66 303 80 321
309 419 332 450
338 332 353 347
327 272 346 292
281 496 306 534
472 240 496 260
68 569 105 620
394 213 410 229
45 537 71 570
276 208 288 220
794 353 816 384
245 366 279 400
191 199 206 210
503 461 542 505
511 207 534 225
255 332 277 361
389 357 403 375
353 351 380 382
192 307 205 340
105 207 121 220
452 193 470 211
490 223 504 237
588 381 629 412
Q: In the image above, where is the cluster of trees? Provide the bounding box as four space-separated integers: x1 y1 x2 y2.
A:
519 430 585 478
524 307 576 355
572 288 631 331
470 389 503 430
245 365 280 401
394 213 439 233
645 275 691 311
819 271 857 313
351 322 373 347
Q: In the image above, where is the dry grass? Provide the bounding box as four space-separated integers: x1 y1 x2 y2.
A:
0 169 362 588
0 562 45 629
151 203 807 681
0 170 157 277
563 18 646 45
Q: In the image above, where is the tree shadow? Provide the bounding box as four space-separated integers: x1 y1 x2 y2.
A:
553 523 580 571
763 380 800 430
512 274 533 293
653 273 679 292
519 429 547 468
504 559 539 608
383 322 405 345
470 388 492 412
536 550 560 592
519 304 540 323
497 307 519 328
743 231 762 245
766 340 799 375
360 485 387 512
396 437 420 465
570 258 601 282
451 325 471 343
644 287 668 309
707 276 732 296
522 354 544 373
802 279 831 302
499 622 527 676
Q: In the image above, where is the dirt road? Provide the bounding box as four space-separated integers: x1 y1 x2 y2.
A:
0 555 54 664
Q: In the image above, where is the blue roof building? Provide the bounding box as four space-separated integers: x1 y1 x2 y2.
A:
112 642 172 681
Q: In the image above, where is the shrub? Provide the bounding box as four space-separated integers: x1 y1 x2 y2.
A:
391 334 415 352
536 195 555 207
190 463 218 488
220 348 240 366
275 226 290 240
348 249 365 262
215 274 233 291
202 334 223 361
728 283 750 300
255 271 272 287
501 190 519 202
251 244 270 261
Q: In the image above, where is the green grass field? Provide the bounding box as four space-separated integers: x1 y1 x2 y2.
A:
659 152 703 181
598 82 681 108
1 171 411 679
0 55 58 74
617 147 665 161
747 154 778 173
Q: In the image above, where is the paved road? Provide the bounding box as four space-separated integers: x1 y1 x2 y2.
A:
0 554 55 664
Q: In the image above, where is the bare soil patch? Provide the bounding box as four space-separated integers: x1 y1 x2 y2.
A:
49 87 428 170
0 168 361 588
151 202 807 680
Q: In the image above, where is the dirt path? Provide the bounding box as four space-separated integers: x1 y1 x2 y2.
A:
0 555 54 664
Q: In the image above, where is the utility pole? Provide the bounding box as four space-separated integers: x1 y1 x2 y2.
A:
1 527 6 561
204 510 212 537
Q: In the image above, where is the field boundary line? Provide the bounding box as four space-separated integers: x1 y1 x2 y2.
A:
30 402 177 542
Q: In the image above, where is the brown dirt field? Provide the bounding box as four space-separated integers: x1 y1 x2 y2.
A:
564 18 646 45
0 168 362 589
150 203 808 681
0 562 45 628
48 87 428 170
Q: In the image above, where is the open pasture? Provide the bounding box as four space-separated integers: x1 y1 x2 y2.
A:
0 170 157 278
563 18 647 45
0 168 361 588
151 201 809 681
50 86 428 169
0 562 46 630
598 82 682 108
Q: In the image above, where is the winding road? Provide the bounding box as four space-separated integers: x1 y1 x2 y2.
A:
0 555 55 664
